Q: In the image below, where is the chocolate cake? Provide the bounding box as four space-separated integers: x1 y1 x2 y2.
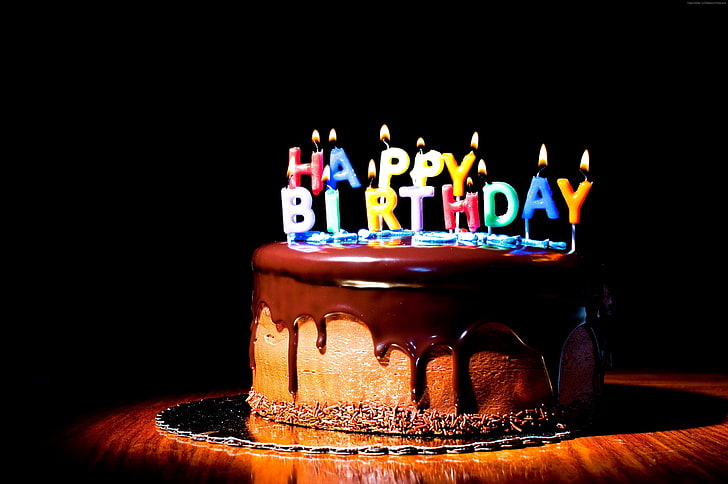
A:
247 235 605 437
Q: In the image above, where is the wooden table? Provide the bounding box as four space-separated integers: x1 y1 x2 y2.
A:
41 370 728 483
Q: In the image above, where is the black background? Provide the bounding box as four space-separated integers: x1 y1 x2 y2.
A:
15 7 726 438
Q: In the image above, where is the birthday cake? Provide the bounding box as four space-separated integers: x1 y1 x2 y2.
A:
247 127 605 438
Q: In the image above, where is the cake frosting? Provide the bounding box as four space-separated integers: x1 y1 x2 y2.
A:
248 235 604 436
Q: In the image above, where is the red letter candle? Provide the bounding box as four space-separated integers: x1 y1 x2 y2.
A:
288 131 324 195
442 182 480 233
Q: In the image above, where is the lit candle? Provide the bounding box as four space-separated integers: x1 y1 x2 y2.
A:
442 178 480 233
378 124 410 188
321 165 340 233
327 129 361 189
557 149 593 253
443 132 478 230
410 137 443 186
288 131 324 195
522 144 559 239
365 159 401 231
442 131 478 197
479 159 519 234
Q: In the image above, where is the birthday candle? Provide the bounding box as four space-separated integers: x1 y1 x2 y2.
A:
442 131 478 197
399 185 434 232
328 128 361 189
557 150 593 224
410 137 443 187
479 160 519 229
365 159 401 231
442 180 480 233
378 124 410 188
281 186 315 234
557 149 593 254
522 144 559 238
321 165 341 233
288 131 324 195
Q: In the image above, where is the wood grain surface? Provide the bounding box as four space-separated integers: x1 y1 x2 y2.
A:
40 370 728 483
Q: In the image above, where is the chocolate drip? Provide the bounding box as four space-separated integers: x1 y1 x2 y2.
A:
251 240 587 411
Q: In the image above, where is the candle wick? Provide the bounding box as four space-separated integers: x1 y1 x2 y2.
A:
313 140 319 152
382 139 390 149
536 166 546 177
581 170 589 182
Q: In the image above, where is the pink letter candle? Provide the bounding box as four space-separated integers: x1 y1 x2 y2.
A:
288 132 324 195
442 183 480 232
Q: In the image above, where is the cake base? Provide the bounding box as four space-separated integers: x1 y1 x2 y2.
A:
156 394 573 455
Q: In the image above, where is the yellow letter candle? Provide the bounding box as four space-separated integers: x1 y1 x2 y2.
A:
365 186 401 231
378 124 410 188
442 132 478 197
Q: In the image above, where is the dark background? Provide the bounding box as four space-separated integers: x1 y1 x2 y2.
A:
15 7 725 439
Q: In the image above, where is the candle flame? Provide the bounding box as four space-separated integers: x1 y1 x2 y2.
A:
470 132 479 151
380 124 390 142
538 144 548 169
416 137 425 149
312 129 321 144
367 159 377 179
322 164 330 183
329 128 337 143
580 149 590 173
286 154 294 179
477 159 487 177
466 176 474 188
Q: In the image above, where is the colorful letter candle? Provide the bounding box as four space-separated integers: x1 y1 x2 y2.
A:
479 159 519 231
557 149 593 253
288 131 324 195
378 124 410 188
483 182 519 228
328 129 361 189
522 144 559 238
399 185 434 232
556 150 593 224
281 186 316 234
410 137 444 186
442 183 480 232
365 186 401 231
321 165 340 233
442 132 479 197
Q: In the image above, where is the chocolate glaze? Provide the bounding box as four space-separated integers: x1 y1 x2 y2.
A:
250 238 589 413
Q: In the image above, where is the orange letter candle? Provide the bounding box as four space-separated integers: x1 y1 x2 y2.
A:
557 150 593 224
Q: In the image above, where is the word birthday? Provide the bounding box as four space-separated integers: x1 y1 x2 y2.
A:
281 126 592 251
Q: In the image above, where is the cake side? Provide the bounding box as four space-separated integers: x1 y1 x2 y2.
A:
247 241 601 436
